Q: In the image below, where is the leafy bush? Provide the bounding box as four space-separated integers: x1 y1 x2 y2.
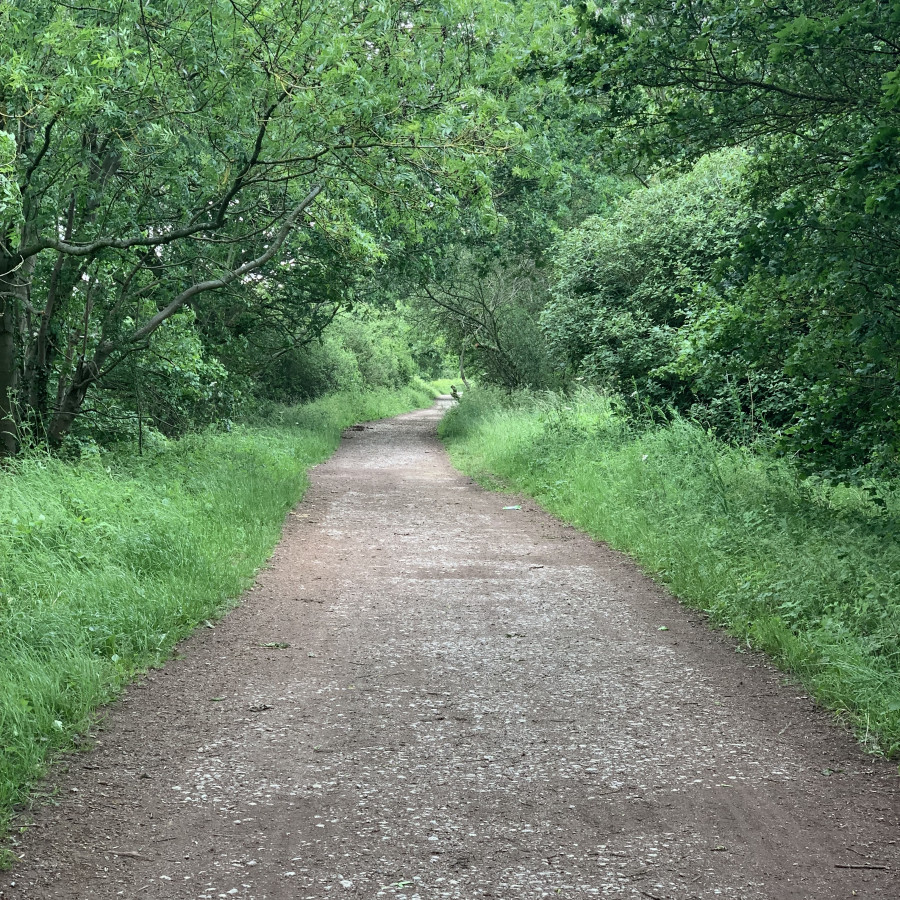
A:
68 309 240 448
562 0 900 481
543 146 900 480
543 150 748 402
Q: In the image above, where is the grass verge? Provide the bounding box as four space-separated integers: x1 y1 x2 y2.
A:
439 387 900 756
0 380 436 836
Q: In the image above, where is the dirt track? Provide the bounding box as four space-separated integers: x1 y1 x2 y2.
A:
1 399 899 900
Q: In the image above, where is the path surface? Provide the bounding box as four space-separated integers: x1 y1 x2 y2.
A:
2 401 899 900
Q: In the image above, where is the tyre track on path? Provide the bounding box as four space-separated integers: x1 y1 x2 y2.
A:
2 400 898 899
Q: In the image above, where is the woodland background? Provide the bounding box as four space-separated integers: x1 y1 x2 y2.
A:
2 1 897 481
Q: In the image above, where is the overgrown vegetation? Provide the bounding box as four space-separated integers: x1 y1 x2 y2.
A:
441 388 900 755
551 0 900 481
0 0 897 819
0 380 436 833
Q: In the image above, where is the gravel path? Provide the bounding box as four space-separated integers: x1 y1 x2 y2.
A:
2 400 898 900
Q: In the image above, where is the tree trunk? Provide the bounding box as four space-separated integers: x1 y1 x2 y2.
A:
0 294 18 456
0 253 30 456
47 355 99 448
22 198 81 433
23 256 82 429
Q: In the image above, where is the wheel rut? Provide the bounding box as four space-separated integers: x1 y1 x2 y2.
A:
2 400 898 899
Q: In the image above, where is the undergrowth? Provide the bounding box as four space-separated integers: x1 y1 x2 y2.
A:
0 380 437 835
439 387 900 757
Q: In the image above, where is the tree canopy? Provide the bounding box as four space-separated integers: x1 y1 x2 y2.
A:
2 0 898 481
0 0 528 451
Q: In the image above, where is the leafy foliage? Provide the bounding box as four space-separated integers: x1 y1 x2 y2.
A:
538 1 900 479
0 0 519 452
543 150 748 403
0 131 19 245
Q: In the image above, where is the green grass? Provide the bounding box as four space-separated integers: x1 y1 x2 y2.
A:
428 378 457 395
440 387 900 756
0 380 436 833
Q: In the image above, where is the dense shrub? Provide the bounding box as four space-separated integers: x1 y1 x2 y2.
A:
542 148 900 480
542 151 748 403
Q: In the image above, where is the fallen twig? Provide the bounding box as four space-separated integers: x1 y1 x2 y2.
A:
105 849 152 860
835 863 889 871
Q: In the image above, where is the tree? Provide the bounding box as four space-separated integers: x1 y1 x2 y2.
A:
0 0 514 454
559 0 900 476
417 255 558 389
401 0 622 389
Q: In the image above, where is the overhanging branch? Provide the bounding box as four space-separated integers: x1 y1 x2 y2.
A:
128 183 323 346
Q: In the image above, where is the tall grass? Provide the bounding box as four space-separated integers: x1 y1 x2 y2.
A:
440 387 900 756
0 381 437 834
